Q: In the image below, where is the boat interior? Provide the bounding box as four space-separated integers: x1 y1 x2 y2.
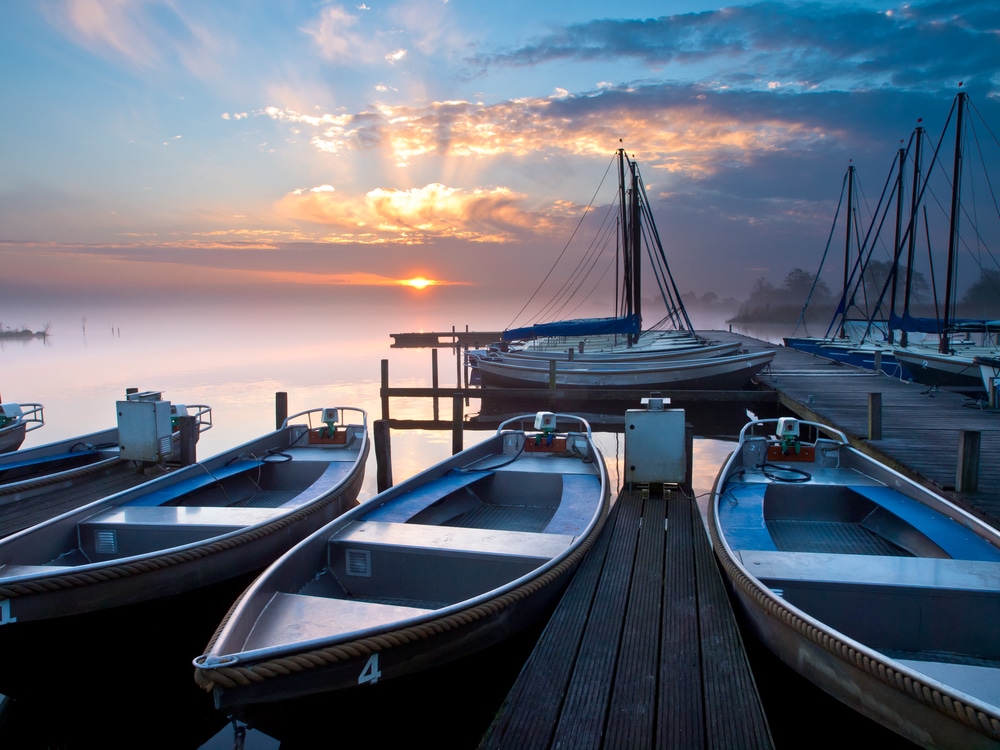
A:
239 454 603 652
720 436 1000 705
0 439 364 575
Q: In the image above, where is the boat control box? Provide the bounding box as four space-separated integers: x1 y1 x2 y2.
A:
117 390 174 462
624 403 686 485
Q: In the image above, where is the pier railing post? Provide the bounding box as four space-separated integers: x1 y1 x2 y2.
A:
868 392 882 440
275 391 288 429
374 419 393 492
956 429 981 493
548 359 557 390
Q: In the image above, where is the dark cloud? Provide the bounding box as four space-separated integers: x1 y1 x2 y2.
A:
472 1 1000 94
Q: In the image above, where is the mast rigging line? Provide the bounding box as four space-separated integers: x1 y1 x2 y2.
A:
504 153 618 331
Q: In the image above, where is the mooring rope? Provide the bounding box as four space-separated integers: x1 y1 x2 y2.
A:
0 458 367 600
194 499 610 692
706 514 1000 742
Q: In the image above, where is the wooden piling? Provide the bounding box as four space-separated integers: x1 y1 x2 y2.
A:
381 359 390 420
548 359 557 390
452 393 463 454
374 419 393 492
275 391 288 429
176 415 197 466
957 430 981 493
432 349 439 421
868 392 882 440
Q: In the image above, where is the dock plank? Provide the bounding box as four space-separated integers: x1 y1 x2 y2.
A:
480 487 774 749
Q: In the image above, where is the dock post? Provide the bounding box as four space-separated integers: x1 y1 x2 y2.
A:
275 391 288 429
873 350 882 374
380 360 390 420
374 419 393 491
452 393 463 454
432 349 439 421
177 415 197 466
548 359 557 390
683 422 694 496
956 430 981 493
567 348 574 361
868 392 882 440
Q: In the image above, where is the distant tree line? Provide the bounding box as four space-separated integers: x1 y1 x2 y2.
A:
726 264 1000 325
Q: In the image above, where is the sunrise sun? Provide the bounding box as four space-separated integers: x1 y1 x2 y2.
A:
401 277 434 289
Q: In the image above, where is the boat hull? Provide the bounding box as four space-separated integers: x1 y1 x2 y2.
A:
194 414 610 736
893 348 990 390
717 567 1000 749
476 350 775 390
0 410 370 699
709 419 1000 749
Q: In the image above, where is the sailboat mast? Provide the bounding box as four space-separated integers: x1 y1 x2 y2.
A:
618 148 633 331
887 144 906 345
839 164 855 338
941 90 966 354
629 157 642 345
900 125 924 348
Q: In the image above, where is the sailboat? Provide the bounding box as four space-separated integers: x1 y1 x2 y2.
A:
480 148 775 387
786 89 1000 389
887 90 1000 390
501 147 706 354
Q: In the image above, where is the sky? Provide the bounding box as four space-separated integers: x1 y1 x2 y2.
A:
1 0 998 329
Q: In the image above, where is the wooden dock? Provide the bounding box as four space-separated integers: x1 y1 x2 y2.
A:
704 330 1000 526
480 485 774 749
466 329 998 749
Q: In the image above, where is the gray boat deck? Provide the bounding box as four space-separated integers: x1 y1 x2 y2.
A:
479 486 774 749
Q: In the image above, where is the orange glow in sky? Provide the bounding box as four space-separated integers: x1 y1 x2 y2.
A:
401 277 434 289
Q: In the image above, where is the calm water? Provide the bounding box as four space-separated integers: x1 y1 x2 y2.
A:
0 306 913 748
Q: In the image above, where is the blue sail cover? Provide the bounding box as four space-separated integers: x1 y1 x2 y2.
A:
502 314 641 343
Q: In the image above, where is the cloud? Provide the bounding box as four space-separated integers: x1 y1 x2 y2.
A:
274 182 549 243
470 0 1000 92
45 0 226 77
256 82 842 177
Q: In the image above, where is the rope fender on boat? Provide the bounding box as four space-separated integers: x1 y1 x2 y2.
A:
0 457 368 600
193 500 610 693
706 517 1000 742
0 457 121 496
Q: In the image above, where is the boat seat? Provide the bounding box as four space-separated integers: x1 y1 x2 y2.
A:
123 459 264 507
78 505 284 559
329 520 574 604
363 470 493 522
739 549 1000 657
241 592 435 652
739 550 1000 591
542 473 602 535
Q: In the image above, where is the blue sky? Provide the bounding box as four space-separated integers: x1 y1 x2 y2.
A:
1 0 998 324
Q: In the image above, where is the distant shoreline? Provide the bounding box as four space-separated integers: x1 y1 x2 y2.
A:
0 327 49 340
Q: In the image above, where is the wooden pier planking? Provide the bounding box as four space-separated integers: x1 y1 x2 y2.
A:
480 487 774 750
